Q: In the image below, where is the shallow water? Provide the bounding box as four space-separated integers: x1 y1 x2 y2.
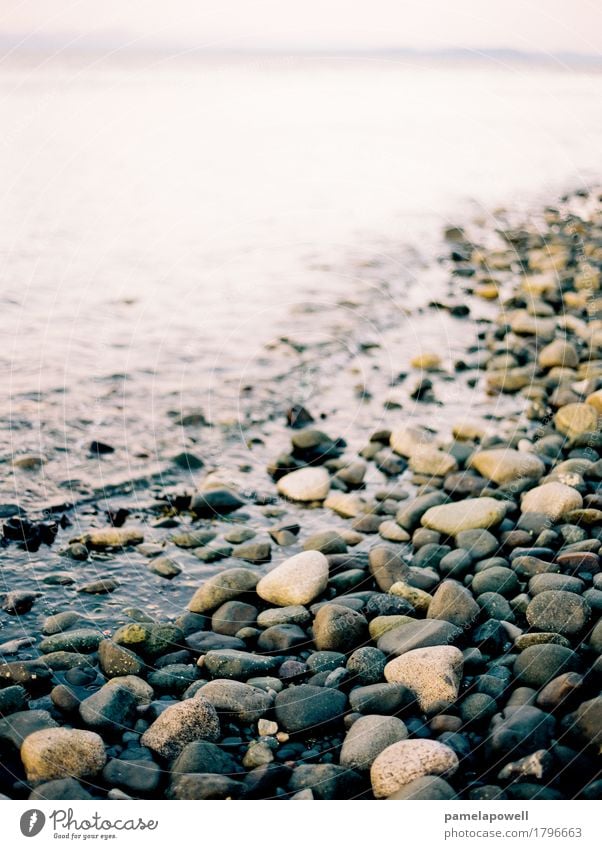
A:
0 56 601 645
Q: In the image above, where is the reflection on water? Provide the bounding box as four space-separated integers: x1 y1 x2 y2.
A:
1 55 602 508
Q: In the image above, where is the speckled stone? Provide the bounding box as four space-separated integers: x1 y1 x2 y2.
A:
371 739 459 798
384 646 463 714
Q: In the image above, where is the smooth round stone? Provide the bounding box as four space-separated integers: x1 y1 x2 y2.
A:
477 592 515 622
379 521 411 542
303 530 347 554
389 581 432 612
103 757 161 793
377 619 462 657
274 684 347 733
105 675 154 705
365 594 413 618
198 679 273 722
455 528 499 559
421 498 507 535
439 549 473 578
324 492 368 518
472 567 519 598
386 775 456 800
41 611 81 635
170 740 239 777
370 739 459 798
306 651 346 673
256 551 328 606
211 601 258 636
340 715 408 770
140 697 220 759
528 574 584 595
488 705 555 759
346 647 387 686
555 403 599 438
167 773 244 800
257 605 310 628
521 483 583 521
536 672 584 711
21 728 107 783
98 640 144 678
349 683 412 715
232 541 271 564
313 604 367 653
189 487 245 517
187 568 259 614
526 591 590 636
368 546 409 591
460 693 497 725
79 684 138 731
149 556 182 579
409 447 458 477
426 580 480 627
277 467 330 502
78 527 144 549
369 615 415 640
538 338 579 369
390 426 437 458
202 649 277 679
412 543 451 570
469 448 545 484
257 624 307 652
39 628 103 655
514 644 580 688
384 646 463 715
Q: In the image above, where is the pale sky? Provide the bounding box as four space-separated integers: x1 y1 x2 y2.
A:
1 0 601 55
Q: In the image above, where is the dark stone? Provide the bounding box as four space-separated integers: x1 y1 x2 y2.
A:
275 685 347 733
288 764 363 800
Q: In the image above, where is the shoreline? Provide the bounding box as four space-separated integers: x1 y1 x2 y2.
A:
1 187 601 801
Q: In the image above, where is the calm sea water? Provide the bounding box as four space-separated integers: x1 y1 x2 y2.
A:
1 54 602 507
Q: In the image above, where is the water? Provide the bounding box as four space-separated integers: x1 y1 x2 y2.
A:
1 54 602 511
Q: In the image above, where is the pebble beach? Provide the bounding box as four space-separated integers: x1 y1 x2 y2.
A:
1 188 601 801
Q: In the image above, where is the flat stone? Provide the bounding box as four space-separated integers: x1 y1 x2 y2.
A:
371 739 458 798
256 551 328 606
384 646 464 714
421 497 506 535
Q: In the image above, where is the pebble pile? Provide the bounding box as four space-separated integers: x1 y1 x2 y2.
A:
1 191 601 800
